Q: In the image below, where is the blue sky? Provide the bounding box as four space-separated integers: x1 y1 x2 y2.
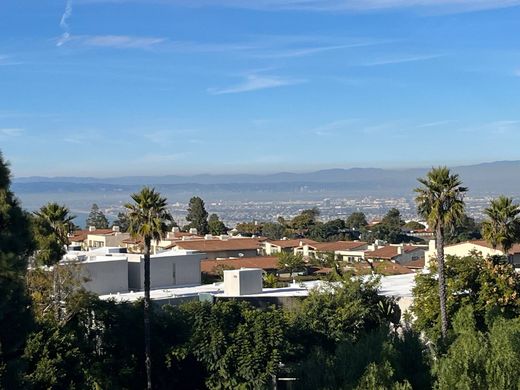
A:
1 0 520 177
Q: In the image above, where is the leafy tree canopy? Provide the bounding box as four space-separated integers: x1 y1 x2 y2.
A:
412 252 520 341
346 212 368 230
207 213 227 236
0 152 35 387
185 196 209 235
85 203 109 229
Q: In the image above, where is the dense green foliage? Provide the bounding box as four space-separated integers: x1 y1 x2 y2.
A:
276 251 305 277
112 211 131 232
481 195 520 254
207 213 227 235
362 208 409 244
434 306 520 390
261 222 287 239
0 153 35 388
345 212 368 230
412 252 520 341
85 203 109 229
32 202 75 266
186 196 209 235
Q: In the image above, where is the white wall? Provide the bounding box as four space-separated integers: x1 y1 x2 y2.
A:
128 251 202 291
81 256 129 295
223 268 263 296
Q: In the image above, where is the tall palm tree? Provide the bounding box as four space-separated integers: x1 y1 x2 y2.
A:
34 202 76 263
415 167 467 340
33 203 76 322
124 187 172 390
481 196 520 260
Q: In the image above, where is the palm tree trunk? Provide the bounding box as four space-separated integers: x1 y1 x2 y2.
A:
436 226 448 340
143 238 152 390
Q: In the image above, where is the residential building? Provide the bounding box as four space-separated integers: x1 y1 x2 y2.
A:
261 238 318 256
296 240 368 262
165 237 262 260
424 239 520 268
365 244 425 265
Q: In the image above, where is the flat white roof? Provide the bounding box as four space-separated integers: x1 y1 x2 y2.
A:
100 274 415 303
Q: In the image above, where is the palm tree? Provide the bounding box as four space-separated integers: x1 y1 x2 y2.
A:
33 203 76 322
34 202 76 263
481 196 520 260
124 187 172 390
415 167 467 340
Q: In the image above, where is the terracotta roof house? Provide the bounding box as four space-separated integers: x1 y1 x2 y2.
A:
365 245 425 265
296 240 369 262
69 226 130 249
201 256 279 275
166 237 261 260
425 239 520 268
261 238 318 255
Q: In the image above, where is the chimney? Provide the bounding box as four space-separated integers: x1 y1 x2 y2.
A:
172 227 180 233
397 246 403 255
88 226 96 232
112 225 120 232
189 228 198 235
204 234 213 240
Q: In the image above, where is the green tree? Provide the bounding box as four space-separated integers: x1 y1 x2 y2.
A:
415 167 467 340
261 222 287 240
178 301 287 389
402 221 426 230
445 214 482 244
185 196 209 235
112 211 130 232
346 212 368 230
207 213 227 235
481 196 520 258
125 187 173 390
32 203 77 323
0 152 35 388
435 306 520 390
33 203 75 266
291 207 320 233
381 208 404 229
85 203 109 229
235 221 262 236
412 252 520 341
277 252 305 277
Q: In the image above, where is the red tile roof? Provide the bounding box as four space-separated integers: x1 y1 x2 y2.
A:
167 238 261 252
305 241 368 252
446 240 520 254
201 256 278 274
404 258 425 269
68 229 115 243
353 260 414 276
365 245 423 260
265 238 318 248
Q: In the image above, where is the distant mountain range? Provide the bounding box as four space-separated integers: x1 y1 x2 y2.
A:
12 161 520 196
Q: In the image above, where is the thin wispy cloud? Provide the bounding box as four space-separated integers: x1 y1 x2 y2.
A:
311 119 360 136
208 74 306 95
0 128 24 139
362 54 446 66
58 34 167 49
75 0 520 13
252 41 387 59
84 35 167 49
57 0 73 47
